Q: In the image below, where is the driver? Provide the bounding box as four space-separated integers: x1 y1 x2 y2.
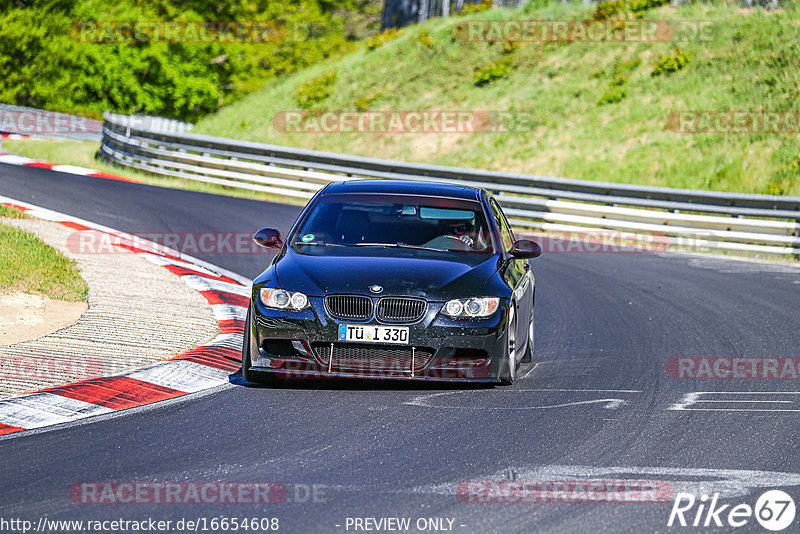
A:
446 221 476 248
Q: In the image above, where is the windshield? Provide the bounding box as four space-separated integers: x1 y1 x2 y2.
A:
290 193 496 254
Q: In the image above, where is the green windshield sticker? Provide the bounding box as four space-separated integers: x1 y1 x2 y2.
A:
301 234 315 242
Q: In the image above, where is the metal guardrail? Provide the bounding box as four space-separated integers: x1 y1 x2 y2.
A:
99 112 800 256
0 104 103 141
105 113 194 135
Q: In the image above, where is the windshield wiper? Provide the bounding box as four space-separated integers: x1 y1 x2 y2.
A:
292 241 346 247
355 242 442 252
396 242 442 252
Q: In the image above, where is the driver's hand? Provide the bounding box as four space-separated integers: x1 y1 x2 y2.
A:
457 234 474 247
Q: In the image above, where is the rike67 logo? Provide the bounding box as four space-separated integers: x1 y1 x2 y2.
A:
668 490 796 531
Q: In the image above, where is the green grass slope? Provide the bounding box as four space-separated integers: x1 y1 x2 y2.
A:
196 1 800 196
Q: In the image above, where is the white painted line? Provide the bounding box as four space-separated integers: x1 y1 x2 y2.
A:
672 249 800 271
204 332 244 349
140 253 224 275
0 381 236 441
124 360 230 393
669 391 800 412
210 303 248 322
404 388 639 410
522 388 643 393
687 392 800 394
50 164 96 175
672 408 800 413
698 400 793 403
7 393 114 418
0 154 36 165
521 363 538 379
509 399 630 410
182 275 250 297
0 393 113 429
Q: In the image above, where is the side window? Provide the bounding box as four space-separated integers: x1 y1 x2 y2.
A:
490 199 514 252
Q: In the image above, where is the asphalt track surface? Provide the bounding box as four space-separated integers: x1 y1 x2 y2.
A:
1 162 800 533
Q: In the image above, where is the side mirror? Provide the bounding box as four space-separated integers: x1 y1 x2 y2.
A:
253 228 283 249
509 239 542 259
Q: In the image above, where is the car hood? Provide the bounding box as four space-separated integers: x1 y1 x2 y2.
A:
274 248 502 300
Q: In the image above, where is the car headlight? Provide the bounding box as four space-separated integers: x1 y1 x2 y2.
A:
441 297 499 318
259 288 310 311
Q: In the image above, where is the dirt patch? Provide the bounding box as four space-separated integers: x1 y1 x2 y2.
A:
0 292 87 345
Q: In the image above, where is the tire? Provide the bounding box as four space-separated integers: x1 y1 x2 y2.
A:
521 304 534 364
241 307 258 383
242 307 283 386
499 305 517 386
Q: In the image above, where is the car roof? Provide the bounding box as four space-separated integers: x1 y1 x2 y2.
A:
324 180 482 201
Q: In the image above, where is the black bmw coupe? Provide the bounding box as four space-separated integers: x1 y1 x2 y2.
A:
243 180 541 385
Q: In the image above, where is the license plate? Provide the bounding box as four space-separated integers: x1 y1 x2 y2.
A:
338 324 409 344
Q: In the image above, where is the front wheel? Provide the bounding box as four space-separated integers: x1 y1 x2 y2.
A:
241 307 284 386
499 306 517 386
521 306 534 363
241 307 257 382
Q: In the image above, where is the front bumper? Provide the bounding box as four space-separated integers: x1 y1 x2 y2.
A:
247 296 509 382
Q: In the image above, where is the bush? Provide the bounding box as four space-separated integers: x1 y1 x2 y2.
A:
629 0 670 13
460 0 493 15
501 41 520 54
296 71 337 109
593 0 627 20
614 57 642 75
473 61 512 86
652 49 690 76
765 152 800 195
0 0 367 122
611 74 628 86
365 28 401 52
418 30 435 48
523 0 558 11
354 89 383 111
598 85 626 104
593 0 668 20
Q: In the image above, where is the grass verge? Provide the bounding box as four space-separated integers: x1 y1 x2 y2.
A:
0 223 89 302
0 205 28 218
